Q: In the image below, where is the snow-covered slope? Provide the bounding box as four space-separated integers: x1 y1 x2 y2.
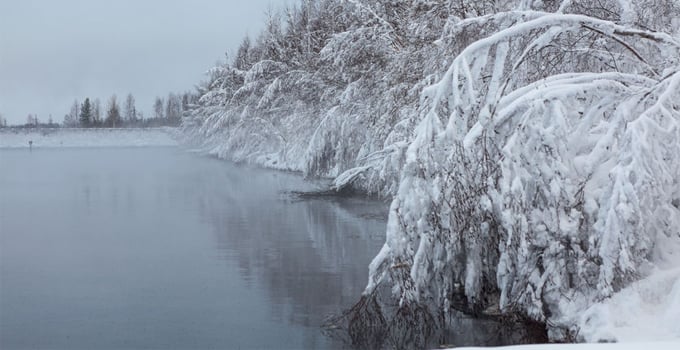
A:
0 128 178 148
578 266 680 342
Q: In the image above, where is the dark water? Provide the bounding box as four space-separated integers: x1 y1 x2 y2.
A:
0 148 388 349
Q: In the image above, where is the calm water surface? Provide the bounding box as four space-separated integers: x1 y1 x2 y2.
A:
0 147 388 349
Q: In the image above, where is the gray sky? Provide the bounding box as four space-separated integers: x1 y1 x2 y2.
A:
0 0 292 125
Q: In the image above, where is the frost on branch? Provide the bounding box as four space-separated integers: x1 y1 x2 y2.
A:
360 11 680 340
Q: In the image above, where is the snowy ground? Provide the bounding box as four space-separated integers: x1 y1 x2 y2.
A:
458 265 680 347
453 236 680 349
569 220 680 345
455 341 679 350
577 268 680 343
452 235 680 349
0 128 178 148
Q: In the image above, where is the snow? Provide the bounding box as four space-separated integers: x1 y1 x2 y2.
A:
460 251 680 347
355 6 680 345
452 341 680 350
0 128 178 148
178 0 680 346
577 267 680 343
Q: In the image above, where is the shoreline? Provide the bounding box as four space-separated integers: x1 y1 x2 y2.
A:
0 127 178 149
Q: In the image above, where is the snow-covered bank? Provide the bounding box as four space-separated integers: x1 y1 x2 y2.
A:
456 263 680 346
179 0 680 346
0 128 178 148
578 266 680 342
454 341 680 350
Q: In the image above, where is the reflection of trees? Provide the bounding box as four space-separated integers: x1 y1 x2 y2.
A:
184 160 387 331
182 159 539 348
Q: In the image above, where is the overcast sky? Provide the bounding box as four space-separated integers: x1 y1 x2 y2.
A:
0 0 292 125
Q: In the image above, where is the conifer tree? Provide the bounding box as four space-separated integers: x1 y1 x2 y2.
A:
105 95 121 128
153 97 164 120
79 98 92 127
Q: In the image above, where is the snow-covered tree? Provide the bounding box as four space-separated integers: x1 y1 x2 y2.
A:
353 4 680 344
105 95 121 128
62 113 76 128
153 97 164 120
180 0 680 344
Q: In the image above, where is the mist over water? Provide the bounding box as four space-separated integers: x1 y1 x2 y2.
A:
0 147 387 349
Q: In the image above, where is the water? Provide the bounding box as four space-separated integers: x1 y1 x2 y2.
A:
0 147 388 349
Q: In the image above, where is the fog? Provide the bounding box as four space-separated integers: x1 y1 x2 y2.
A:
0 0 294 125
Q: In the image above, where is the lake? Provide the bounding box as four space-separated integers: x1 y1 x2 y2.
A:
0 147 388 349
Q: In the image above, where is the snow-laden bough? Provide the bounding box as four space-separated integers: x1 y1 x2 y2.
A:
360 10 680 342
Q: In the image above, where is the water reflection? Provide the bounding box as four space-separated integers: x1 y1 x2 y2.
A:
2 148 389 349
0 148 531 350
183 158 388 330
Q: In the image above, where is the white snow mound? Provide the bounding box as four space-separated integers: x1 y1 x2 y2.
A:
578 267 680 343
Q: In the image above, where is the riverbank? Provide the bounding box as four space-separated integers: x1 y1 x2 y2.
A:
0 127 178 148
452 265 680 347
455 341 680 350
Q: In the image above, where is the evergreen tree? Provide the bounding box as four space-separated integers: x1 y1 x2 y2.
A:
63 113 75 127
234 36 252 70
153 97 164 120
79 98 92 127
105 95 121 128
93 98 102 127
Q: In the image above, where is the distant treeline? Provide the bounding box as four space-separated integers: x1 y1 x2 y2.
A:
0 92 199 129
61 92 198 128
